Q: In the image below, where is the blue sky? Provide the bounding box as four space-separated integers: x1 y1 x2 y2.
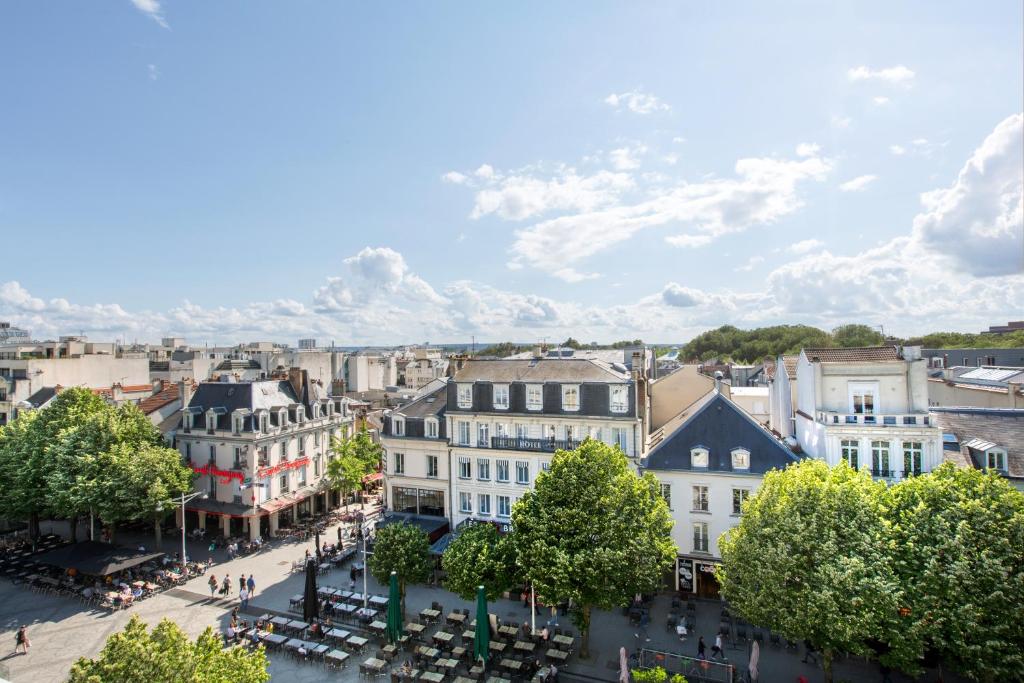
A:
1 1 1021 345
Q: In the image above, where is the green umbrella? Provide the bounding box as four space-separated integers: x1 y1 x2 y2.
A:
473 585 490 665
386 571 402 644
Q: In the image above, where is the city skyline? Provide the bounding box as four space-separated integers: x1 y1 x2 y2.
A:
1 2 1021 345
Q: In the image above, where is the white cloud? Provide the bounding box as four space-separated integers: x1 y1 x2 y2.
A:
847 65 915 85
839 174 878 192
672 136 686 144
147 64 159 81
442 171 468 184
130 0 169 29
0 282 45 311
872 96 889 106
789 238 824 255
660 283 702 307
609 144 646 171
796 143 821 158
474 164 496 180
467 167 634 221
831 115 852 129
890 145 906 156
735 255 765 272
605 89 671 114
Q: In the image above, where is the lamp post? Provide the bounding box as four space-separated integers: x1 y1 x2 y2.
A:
176 491 208 576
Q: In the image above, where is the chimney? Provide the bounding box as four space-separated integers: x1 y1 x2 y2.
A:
288 367 308 401
532 346 543 359
178 379 194 408
714 371 724 394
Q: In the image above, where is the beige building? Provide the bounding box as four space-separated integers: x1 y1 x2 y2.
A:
927 366 1024 409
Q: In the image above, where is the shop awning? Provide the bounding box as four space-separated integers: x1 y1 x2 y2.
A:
36 541 164 577
362 472 383 483
258 485 320 514
185 497 255 518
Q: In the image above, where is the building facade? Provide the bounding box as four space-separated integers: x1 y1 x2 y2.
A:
931 406 1024 492
927 366 1024 409
794 346 942 482
643 388 802 599
176 368 353 540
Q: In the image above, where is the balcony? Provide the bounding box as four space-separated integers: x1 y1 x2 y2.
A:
870 469 896 479
490 436 582 453
818 412 929 428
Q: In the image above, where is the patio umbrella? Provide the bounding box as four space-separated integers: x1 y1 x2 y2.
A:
473 585 489 665
315 528 322 563
303 557 320 623
386 571 402 644
619 646 630 683
748 640 760 682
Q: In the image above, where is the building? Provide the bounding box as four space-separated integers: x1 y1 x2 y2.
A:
345 352 398 393
0 322 31 343
642 386 802 598
402 348 450 390
767 355 799 439
794 346 941 482
927 366 1024 409
298 338 317 350
729 386 770 424
379 384 451 539
0 336 149 426
176 369 354 540
921 347 1024 369
444 358 646 528
931 407 1024 491
983 321 1024 335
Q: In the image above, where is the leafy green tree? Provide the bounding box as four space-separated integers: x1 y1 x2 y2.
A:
67 615 269 683
887 464 1024 681
475 342 529 357
718 461 909 683
561 337 583 349
512 440 676 658
367 521 432 616
442 523 519 600
327 427 381 505
682 324 833 363
832 324 885 347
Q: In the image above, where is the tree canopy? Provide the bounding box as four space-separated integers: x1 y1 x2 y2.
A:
68 615 269 683
831 324 885 347
326 427 380 503
511 439 676 658
681 324 834 363
441 522 519 601
367 521 432 613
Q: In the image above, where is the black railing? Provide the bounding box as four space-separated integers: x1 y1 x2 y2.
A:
871 468 895 478
491 436 582 453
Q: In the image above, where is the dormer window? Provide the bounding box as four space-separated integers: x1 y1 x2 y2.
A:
731 448 750 470
312 403 321 420
526 384 543 411
233 415 242 435
610 385 628 413
260 414 269 434
987 449 1007 471
205 412 216 434
425 418 438 439
457 383 472 409
691 447 709 468
561 385 580 412
493 384 509 410
393 416 405 437
278 408 288 426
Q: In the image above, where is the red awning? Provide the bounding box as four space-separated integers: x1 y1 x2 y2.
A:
362 472 383 483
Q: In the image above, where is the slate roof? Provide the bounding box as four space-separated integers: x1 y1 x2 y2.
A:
643 391 801 474
802 346 901 363
931 407 1024 480
452 359 629 383
394 385 447 419
25 386 58 408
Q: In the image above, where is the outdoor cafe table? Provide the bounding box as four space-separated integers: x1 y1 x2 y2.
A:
415 645 440 659
289 594 304 605
336 590 353 600
369 620 387 634
288 620 310 633
326 649 350 667
369 595 389 608
356 607 378 621
489 641 507 653
318 587 337 597
318 563 332 574
284 638 306 652
451 646 467 659
436 658 459 671
454 677 476 683
486 677 512 683
362 657 387 673
406 622 426 635
337 603 357 616
546 648 569 661
270 616 291 629
500 659 523 672
447 612 467 625
432 631 455 645
497 625 518 638
347 592 366 604
263 633 287 647
347 634 369 651
552 634 573 647
420 608 441 621
312 643 330 657
327 628 352 643
461 629 475 640
514 641 536 653
420 672 444 683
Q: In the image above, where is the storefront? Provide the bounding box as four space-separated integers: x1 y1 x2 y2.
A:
391 486 446 518
676 556 722 600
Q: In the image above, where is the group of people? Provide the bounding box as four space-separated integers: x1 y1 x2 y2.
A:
207 572 256 602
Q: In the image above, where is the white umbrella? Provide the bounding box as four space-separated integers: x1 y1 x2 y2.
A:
619 646 630 683
748 640 760 682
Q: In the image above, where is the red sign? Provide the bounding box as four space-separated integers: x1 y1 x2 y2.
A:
256 457 310 479
191 464 244 484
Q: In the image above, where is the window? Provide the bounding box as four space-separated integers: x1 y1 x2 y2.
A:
495 423 509 438
458 457 471 479
541 461 551 472
731 448 750 470
209 445 216 463
611 427 629 453
841 439 859 469
418 488 444 517
871 440 891 476
314 456 321 477
496 459 510 482
987 449 1007 471
477 423 490 447
610 385 628 413
457 384 473 409
314 431 321 447
459 492 472 513
693 522 709 553
493 384 509 410
425 418 438 438
458 421 471 445
691 447 708 468
478 494 491 515
692 485 709 512
426 455 439 478
902 441 922 477
298 465 307 486
497 495 511 517
279 473 288 493
393 452 405 475
561 385 580 411
732 488 750 515
850 382 878 415
298 436 306 457
477 459 490 481
516 461 530 484
393 417 405 436
515 423 528 440
233 447 242 469
659 483 672 509
393 487 418 514
184 442 191 461
526 384 543 411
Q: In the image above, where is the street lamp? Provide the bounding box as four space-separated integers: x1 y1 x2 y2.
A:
169 491 208 576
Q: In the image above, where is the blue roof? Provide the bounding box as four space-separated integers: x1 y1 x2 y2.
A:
643 392 801 474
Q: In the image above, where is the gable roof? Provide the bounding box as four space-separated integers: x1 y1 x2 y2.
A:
394 385 447 420
25 386 59 409
781 355 799 379
802 346 901 363
452 358 629 383
643 391 801 474
138 381 183 415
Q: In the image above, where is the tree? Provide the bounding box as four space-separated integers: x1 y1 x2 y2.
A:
511 440 676 658
367 521 432 616
832 324 885 347
887 464 1024 681
681 324 833 363
441 523 519 601
327 427 381 505
717 461 909 683
561 337 583 349
68 615 269 683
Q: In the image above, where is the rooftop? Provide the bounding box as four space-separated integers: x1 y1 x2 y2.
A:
452 358 630 383
802 346 901 363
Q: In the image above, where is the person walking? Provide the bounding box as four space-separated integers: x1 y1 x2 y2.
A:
697 636 706 659
221 574 231 597
247 574 255 596
712 633 724 660
240 586 250 610
238 573 246 594
208 574 217 597
801 640 818 666
14 625 29 655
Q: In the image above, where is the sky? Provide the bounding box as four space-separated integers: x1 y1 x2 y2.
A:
0 1 1021 346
